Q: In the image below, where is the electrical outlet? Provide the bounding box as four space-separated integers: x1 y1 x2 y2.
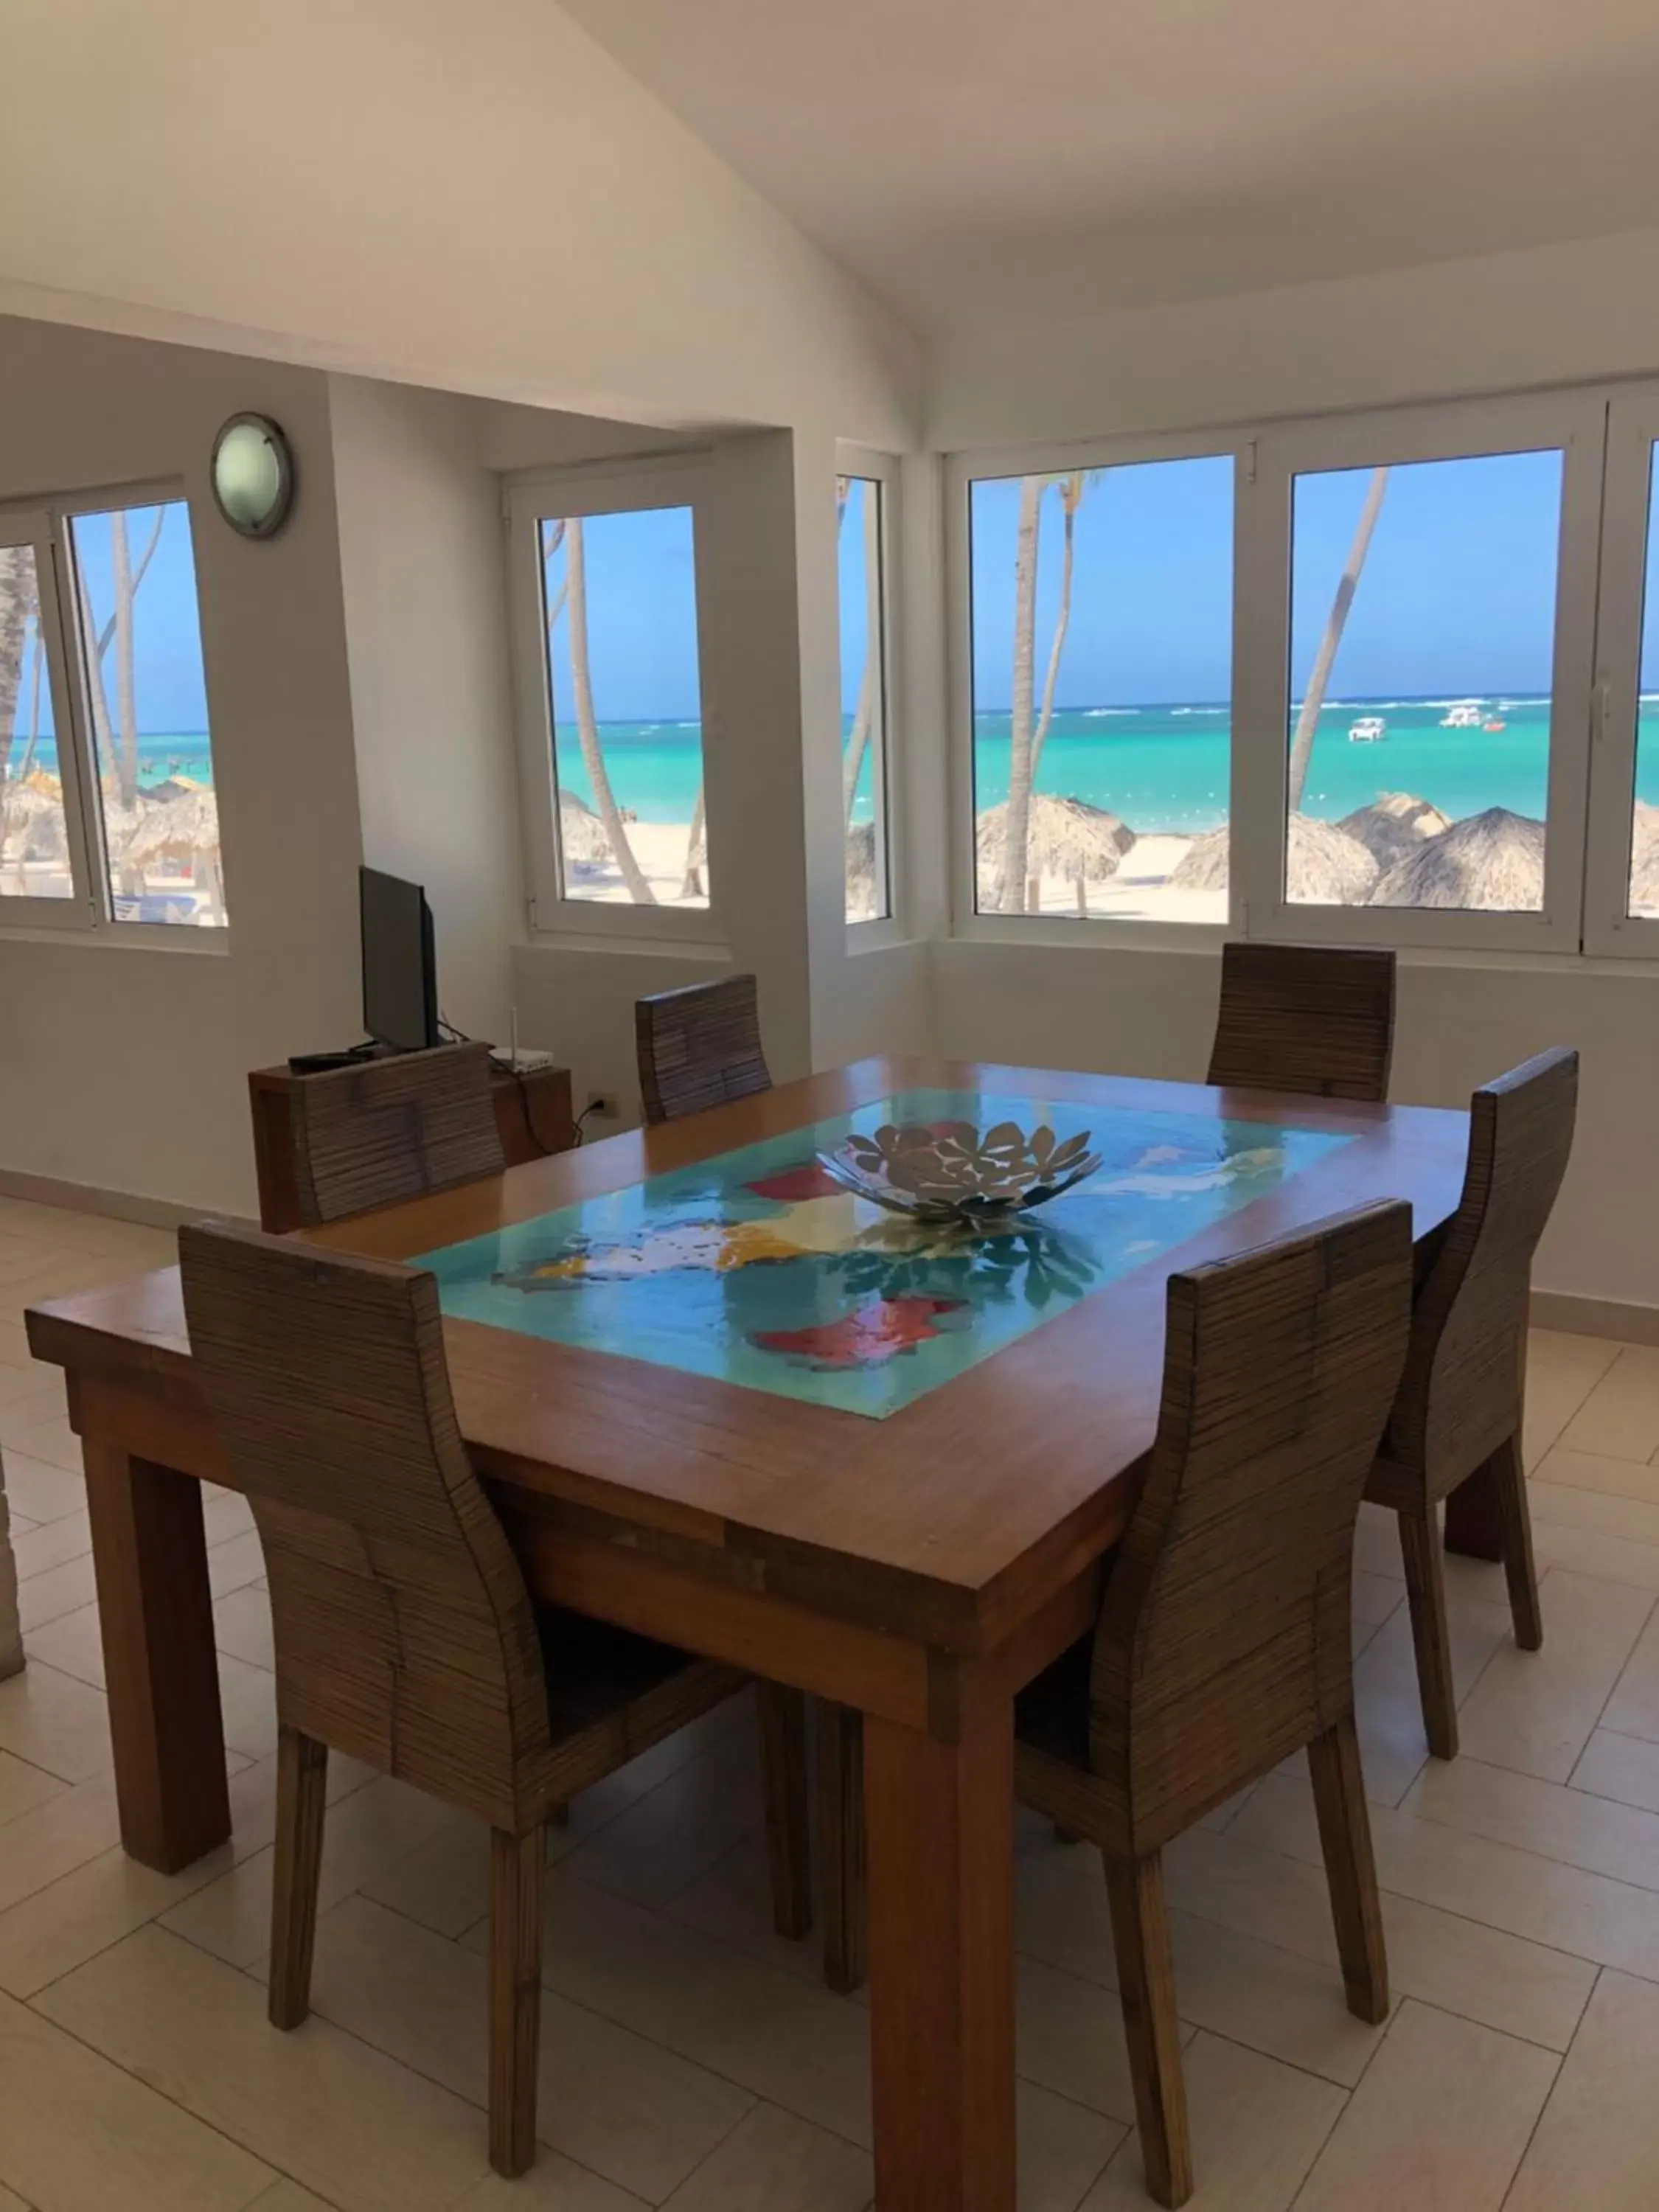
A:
584 1091 619 1121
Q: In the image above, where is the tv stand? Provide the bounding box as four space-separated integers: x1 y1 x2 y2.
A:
247 1048 576 1232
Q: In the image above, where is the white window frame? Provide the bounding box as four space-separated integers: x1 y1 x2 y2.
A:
0 479 223 945
505 455 726 945
1237 391 1606 959
944 425 1248 947
836 443 903 942
1584 382 1659 959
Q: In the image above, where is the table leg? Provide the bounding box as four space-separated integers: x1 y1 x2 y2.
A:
0 1460 23 1679
1444 1448 1506 1562
83 1441 230 1871
864 1703 1016 2211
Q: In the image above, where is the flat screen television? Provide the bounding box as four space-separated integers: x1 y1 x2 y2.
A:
360 866 439 1052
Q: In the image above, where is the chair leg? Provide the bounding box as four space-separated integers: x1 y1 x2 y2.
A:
818 1700 866 1993
488 1824 545 2179
1489 1437 1544 1652
1104 1851 1193 2209
1307 1712 1389 2025
757 1681 813 1941
268 1723 327 2031
1399 1509 1458 1761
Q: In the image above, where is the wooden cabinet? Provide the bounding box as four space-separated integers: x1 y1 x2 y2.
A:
247 1055 576 1234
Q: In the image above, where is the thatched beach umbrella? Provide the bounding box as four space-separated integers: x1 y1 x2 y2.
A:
1629 801 1659 915
1372 807 1543 911
846 819 877 917
1287 815 1378 903
1168 814 1377 903
119 787 220 867
0 782 68 862
557 787 611 867
1338 791 1450 874
1169 824 1228 894
976 793 1134 913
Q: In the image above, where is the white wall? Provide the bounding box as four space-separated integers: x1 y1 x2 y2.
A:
0 0 917 448
329 376 523 1045
930 226 1659 448
0 317 363 1213
922 230 1659 1320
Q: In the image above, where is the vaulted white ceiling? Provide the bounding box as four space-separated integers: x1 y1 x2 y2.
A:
560 0 1659 330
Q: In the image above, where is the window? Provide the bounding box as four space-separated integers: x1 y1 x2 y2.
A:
1635 452 1659 921
838 470 892 923
1244 395 1600 955
68 501 223 925
514 485 712 919
963 451 1233 923
0 490 221 932
1 539 72 902
1283 451 1564 915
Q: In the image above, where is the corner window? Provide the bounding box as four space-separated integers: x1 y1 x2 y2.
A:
838 468 894 923
0 489 223 933
68 501 223 925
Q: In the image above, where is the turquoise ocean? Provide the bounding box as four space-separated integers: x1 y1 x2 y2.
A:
44 695 1659 835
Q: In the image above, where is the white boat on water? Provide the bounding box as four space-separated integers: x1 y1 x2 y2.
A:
1348 716 1387 744
1441 703 1484 728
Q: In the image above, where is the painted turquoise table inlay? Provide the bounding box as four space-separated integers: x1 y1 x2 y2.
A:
414 1090 1356 1419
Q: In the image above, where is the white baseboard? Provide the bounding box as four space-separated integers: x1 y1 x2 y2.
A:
0 1165 255 1234
1532 1290 1659 1346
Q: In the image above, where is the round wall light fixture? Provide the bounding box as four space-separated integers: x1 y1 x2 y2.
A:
210 413 294 539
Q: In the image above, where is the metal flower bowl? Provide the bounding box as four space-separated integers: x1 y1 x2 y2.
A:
816 1120 1102 1225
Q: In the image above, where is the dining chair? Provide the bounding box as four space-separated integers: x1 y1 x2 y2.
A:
636 975 772 1125
288 1041 504 1225
177 1220 813 2179
1206 942 1397 1102
1014 1200 1413 2207
632 973 869 1987
1365 1046 1578 1761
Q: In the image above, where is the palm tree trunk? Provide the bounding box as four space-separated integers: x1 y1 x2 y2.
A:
0 548 33 787
74 562 116 797
1001 474 1045 913
1287 467 1389 813
564 517 655 905
681 782 706 900
1029 473 1082 787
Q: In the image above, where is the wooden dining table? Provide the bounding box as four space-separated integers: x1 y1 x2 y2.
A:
25 1056 1470 2211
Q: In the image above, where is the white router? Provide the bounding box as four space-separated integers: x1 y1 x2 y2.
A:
491 1009 557 1075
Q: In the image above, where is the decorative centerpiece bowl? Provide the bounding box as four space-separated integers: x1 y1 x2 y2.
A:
816 1120 1102 1225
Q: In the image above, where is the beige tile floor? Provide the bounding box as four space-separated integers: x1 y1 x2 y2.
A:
3 1196 1659 2208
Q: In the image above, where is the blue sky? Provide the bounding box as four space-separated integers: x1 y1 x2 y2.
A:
970 448 1571 709
543 506 703 726
32 450 1654 745
70 503 212 734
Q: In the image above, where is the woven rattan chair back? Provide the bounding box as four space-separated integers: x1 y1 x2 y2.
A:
1088 1200 1413 1856
1385 1046 1579 1484
178 1221 549 1833
636 975 771 1125
1206 942 1397 1102
289 1042 504 1225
